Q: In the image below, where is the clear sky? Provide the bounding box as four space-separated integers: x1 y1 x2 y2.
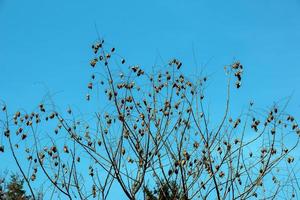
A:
1 0 300 199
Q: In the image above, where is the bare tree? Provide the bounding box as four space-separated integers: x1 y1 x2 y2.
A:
1 39 299 199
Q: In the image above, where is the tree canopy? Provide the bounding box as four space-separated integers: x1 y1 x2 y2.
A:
0 174 31 200
1 40 300 199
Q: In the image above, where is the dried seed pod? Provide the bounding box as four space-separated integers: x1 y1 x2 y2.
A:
271 128 276 135
219 171 225 178
181 159 186 166
233 119 241 128
31 174 36 181
88 83 93 89
21 134 27 140
236 81 241 89
63 146 69 153
0 145 4 152
90 58 98 67
92 184 96 198
287 157 294 163
193 142 199 149
86 94 90 101
232 61 240 69
177 62 182 69
131 66 139 72
49 112 55 119
292 123 298 130
118 114 124 122
4 129 10 137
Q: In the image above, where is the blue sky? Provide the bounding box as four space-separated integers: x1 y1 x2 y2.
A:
1 0 300 111
1 0 300 198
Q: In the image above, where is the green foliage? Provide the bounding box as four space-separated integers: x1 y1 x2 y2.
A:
144 181 187 200
0 175 31 200
144 186 157 200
